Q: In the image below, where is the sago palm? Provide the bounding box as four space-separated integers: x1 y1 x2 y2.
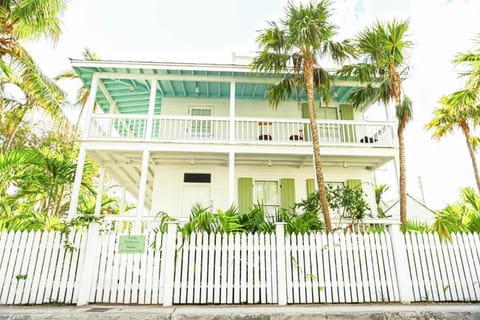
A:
251 0 355 232
337 19 413 225
426 89 480 191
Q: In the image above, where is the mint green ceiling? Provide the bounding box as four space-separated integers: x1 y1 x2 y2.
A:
72 60 359 115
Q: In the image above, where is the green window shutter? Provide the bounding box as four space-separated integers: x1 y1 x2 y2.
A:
238 177 253 213
346 179 362 191
306 178 315 196
301 103 311 141
280 178 296 211
301 103 310 119
340 104 355 142
340 104 354 120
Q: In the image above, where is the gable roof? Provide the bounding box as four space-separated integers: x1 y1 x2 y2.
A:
384 193 436 223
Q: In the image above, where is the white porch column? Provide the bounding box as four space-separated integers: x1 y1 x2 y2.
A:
82 74 99 137
229 81 235 143
145 79 157 140
134 149 150 231
228 151 235 205
106 102 116 136
67 147 87 220
119 186 127 215
93 166 106 217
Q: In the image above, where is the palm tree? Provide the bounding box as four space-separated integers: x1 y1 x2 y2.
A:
55 48 101 140
426 89 480 191
433 187 480 240
251 0 355 232
337 19 413 225
0 0 67 153
454 33 480 91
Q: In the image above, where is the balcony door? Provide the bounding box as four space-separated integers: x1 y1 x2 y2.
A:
189 106 213 138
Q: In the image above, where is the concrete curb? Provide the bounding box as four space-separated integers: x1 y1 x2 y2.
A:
0 304 479 320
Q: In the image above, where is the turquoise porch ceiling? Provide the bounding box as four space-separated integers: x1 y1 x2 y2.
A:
73 61 360 115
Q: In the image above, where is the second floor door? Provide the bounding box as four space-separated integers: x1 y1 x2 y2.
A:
189 106 213 139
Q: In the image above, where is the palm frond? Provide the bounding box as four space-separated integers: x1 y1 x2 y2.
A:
265 77 296 108
346 85 379 110
396 95 413 126
9 0 66 42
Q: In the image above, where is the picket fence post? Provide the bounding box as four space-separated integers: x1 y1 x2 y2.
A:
162 222 178 307
389 223 414 303
76 223 100 306
275 222 287 305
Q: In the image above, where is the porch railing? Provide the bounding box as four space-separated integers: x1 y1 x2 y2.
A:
87 114 396 146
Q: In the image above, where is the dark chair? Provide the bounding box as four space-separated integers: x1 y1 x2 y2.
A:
289 134 303 141
258 134 273 141
360 136 378 143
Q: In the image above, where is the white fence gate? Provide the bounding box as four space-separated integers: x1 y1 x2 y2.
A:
0 223 479 306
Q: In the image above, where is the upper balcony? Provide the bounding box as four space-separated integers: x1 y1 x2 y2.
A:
87 114 396 148
72 59 396 159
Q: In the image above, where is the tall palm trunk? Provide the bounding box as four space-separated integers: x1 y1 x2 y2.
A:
304 55 332 232
390 66 408 225
2 107 28 153
460 122 480 192
397 118 407 225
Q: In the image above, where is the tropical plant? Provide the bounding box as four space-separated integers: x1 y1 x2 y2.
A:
238 203 275 233
426 90 480 191
0 147 116 232
55 48 101 140
374 184 390 218
433 187 480 240
295 184 370 232
338 19 413 226
251 0 355 232
277 208 324 234
454 33 480 92
0 0 68 153
401 220 433 233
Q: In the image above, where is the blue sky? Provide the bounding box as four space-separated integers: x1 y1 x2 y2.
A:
24 0 480 209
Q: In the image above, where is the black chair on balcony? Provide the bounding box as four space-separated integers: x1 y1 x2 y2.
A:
360 136 378 143
289 129 304 141
258 121 273 141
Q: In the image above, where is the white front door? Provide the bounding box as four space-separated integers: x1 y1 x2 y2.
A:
181 183 212 218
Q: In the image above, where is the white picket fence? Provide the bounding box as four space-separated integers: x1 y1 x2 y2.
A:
0 224 479 306
0 230 86 305
405 232 480 302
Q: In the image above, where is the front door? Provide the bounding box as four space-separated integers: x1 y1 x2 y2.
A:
181 172 212 219
181 184 211 218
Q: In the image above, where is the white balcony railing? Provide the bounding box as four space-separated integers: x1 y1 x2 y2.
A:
87 114 396 147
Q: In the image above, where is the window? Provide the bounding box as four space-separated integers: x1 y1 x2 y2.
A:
317 107 338 120
326 181 344 189
254 180 279 216
184 173 211 183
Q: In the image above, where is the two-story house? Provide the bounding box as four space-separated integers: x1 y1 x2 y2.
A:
66 58 397 223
